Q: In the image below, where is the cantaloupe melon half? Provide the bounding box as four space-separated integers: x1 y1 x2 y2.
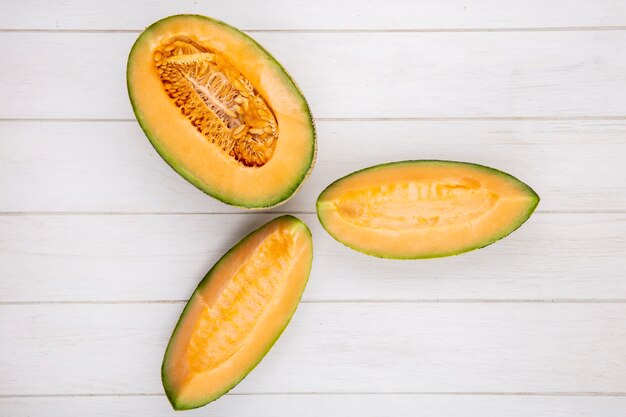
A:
162 216 313 410
317 161 539 259
127 15 316 208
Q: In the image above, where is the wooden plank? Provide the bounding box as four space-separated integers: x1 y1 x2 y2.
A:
1 213 624 302
4 0 626 30
2 32 626 119
2 395 625 417
2 303 626 395
5 3 626 417
1 120 624 213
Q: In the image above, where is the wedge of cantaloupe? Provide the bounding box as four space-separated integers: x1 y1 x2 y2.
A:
127 14 316 208
162 216 313 410
317 161 539 258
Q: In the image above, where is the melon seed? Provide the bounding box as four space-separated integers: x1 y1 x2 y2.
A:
155 36 279 167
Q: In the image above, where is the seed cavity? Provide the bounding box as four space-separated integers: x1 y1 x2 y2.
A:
154 36 279 167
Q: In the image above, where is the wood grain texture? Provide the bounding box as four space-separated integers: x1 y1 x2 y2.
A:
3 1 626 414
2 31 626 119
3 303 626 395
1 213 624 302
1 120 625 213
3 0 626 30
3 395 626 417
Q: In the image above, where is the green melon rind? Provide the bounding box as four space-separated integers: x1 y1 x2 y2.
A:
127 14 316 209
316 160 540 259
161 215 313 410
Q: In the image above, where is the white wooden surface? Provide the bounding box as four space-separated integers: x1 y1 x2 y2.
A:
2 1 626 416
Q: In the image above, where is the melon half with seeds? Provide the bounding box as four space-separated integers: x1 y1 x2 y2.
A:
162 216 313 410
127 15 316 208
317 161 539 259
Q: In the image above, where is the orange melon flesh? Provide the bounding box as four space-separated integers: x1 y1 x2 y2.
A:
162 216 313 409
127 15 315 208
317 161 539 258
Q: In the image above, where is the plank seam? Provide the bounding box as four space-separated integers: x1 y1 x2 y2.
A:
3 116 626 123
4 26 626 33
3 299 626 305
0 211 314 216
3 392 626 398
0 210 623 216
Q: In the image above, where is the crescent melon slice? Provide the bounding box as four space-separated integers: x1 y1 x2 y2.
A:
162 216 313 410
127 15 316 208
317 160 539 259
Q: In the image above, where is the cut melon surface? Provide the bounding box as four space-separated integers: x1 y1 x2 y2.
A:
127 15 316 208
317 161 539 259
162 216 313 410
